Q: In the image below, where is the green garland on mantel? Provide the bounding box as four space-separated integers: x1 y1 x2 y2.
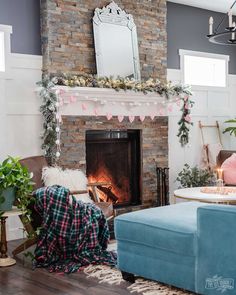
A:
37 74 194 164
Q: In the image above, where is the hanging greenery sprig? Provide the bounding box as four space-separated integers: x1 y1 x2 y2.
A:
37 74 194 163
36 76 59 165
177 94 195 147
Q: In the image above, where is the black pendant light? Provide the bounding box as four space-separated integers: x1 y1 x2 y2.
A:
207 0 236 45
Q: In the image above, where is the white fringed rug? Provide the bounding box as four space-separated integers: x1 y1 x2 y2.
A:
84 265 195 295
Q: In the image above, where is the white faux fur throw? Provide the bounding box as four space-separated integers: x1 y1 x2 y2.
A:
42 166 93 203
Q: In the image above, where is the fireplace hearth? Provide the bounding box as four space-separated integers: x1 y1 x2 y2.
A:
86 130 141 207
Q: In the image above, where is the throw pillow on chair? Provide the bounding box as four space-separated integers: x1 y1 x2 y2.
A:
221 153 236 185
42 166 93 203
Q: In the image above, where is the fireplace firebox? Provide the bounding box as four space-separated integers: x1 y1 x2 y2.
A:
86 130 141 207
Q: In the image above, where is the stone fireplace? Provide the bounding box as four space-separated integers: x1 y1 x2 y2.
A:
41 0 168 211
59 115 168 208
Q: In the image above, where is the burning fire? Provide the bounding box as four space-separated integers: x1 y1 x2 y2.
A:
87 166 130 205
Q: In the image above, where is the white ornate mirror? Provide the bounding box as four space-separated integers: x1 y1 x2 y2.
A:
93 1 141 80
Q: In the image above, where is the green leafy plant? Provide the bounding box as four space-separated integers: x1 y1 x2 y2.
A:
0 156 35 221
223 119 236 137
176 164 215 188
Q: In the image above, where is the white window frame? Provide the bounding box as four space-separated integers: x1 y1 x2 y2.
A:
179 49 230 89
0 24 12 78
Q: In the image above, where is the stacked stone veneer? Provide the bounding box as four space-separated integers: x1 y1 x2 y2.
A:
59 116 168 206
41 0 167 81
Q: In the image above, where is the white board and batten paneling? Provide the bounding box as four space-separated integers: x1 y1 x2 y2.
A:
168 66 236 202
0 52 42 240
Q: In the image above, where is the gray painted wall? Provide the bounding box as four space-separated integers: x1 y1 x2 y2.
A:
167 2 236 74
0 0 41 55
1 1 236 73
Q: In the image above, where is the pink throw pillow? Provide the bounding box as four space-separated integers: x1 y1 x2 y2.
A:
221 153 236 185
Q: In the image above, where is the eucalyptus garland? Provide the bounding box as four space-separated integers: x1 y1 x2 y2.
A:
37 74 194 163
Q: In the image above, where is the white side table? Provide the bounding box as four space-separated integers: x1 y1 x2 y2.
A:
174 187 236 205
0 208 22 267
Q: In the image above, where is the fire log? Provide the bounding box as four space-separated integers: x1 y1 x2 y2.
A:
97 186 119 203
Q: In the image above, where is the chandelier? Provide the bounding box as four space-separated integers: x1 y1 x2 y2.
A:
207 0 236 45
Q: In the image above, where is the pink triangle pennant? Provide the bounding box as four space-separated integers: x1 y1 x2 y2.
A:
118 115 124 123
150 115 155 121
129 115 135 123
106 113 113 120
139 115 145 122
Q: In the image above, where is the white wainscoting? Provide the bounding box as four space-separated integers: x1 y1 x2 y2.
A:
0 53 42 240
168 68 236 203
1 55 236 240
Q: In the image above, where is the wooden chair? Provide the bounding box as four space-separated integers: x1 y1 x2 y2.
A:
12 155 114 256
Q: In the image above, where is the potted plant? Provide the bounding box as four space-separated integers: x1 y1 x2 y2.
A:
223 119 236 137
0 156 34 215
176 164 215 188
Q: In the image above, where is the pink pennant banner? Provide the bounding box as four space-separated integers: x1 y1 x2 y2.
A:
106 113 113 120
129 115 135 123
118 115 124 123
150 115 155 121
139 115 145 122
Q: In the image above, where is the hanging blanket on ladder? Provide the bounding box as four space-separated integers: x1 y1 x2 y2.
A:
33 185 117 273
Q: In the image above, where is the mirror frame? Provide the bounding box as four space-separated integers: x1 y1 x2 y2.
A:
93 1 141 80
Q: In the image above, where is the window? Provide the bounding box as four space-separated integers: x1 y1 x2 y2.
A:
0 31 5 72
179 50 229 88
0 25 12 75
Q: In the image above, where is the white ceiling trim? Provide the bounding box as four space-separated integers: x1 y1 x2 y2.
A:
168 0 236 15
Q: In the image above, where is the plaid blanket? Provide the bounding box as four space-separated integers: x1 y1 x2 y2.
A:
33 185 117 273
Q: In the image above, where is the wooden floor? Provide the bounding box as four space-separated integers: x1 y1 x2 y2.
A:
0 239 131 295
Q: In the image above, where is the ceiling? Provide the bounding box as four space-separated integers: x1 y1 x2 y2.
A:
168 0 236 14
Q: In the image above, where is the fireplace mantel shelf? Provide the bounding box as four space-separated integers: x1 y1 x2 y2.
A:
54 86 170 102
54 86 177 117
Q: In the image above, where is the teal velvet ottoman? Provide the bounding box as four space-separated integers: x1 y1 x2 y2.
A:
115 202 236 295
